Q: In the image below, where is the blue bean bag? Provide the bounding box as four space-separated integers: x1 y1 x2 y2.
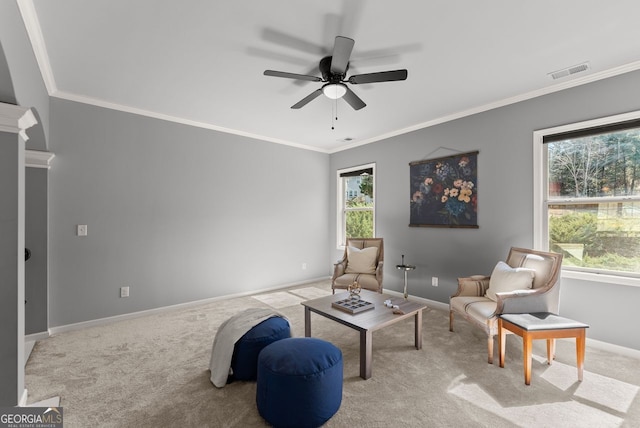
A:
256 337 343 428
230 316 290 381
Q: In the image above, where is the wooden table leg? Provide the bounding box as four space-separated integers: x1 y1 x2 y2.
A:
360 330 372 379
546 338 555 365
576 328 586 381
499 316 587 385
523 332 532 385
414 310 423 350
498 318 506 368
304 307 311 337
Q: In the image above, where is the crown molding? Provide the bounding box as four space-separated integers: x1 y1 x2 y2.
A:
329 59 640 153
0 103 37 140
53 90 329 153
25 150 55 169
17 0 57 95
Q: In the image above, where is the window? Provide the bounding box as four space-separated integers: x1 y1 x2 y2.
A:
534 111 640 282
337 163 375 247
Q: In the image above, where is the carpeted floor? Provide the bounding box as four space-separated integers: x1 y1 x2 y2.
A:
25 280 640 427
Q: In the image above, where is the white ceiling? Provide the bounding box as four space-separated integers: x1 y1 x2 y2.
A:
20 0 640 153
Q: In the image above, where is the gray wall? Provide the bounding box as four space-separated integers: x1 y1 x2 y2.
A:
0 130 25 406
330 69 640 351
48 98 330 327
25 168 48 334
0 42 17 105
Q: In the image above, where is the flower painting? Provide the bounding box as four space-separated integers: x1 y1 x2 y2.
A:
409 151 478 228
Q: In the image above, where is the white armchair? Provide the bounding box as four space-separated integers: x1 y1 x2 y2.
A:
449 247 563 364
331 238 384 294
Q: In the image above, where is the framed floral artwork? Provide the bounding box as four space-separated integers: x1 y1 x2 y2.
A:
409 151 478 228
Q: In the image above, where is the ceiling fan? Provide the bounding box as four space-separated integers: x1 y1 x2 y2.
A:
263 36 408 110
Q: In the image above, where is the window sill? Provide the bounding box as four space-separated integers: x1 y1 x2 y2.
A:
561 269 640 288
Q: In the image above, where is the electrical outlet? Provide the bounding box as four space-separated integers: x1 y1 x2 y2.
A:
120 286 130 298
302 263 307 270
77 224 88 236
431 277 439 287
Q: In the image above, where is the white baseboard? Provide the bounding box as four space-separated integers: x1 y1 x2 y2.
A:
18 390 61 408
26 331 50 342
24 340 35 366
24 396 60 407
19 389 28 407
49 277 330 335
586 337 640 360
24 332 50 366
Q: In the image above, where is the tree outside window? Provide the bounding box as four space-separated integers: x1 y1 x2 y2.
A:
545 124 640 274
338 164 375 246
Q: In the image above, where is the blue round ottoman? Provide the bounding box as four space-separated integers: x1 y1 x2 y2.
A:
256 337 343 428
230 316 290 381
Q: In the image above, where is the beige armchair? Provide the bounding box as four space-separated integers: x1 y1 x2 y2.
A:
332 238 384 294
449 247 562 364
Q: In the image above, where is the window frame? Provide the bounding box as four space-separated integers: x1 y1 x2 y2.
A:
336 163 376 249
533 110 640 287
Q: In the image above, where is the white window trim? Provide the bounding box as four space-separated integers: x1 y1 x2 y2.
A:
336 163 376 249
533 109 640 287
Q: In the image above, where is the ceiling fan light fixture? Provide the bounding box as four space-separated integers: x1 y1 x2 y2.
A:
323 83 347 99
265 36 406 110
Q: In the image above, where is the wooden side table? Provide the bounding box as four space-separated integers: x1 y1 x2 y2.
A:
498 312 589 385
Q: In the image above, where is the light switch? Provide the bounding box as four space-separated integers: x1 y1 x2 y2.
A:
77 224 88 236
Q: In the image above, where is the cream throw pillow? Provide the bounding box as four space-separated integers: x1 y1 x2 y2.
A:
485 261 535 302
345 246 378 274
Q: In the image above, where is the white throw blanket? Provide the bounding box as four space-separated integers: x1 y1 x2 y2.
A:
208 307 289 388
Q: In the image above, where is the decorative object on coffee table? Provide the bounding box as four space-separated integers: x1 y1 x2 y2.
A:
348 281 362 297
332 295 374 314
396 255 416 299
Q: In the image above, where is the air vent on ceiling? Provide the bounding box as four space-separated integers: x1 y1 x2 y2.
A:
548 62 591 80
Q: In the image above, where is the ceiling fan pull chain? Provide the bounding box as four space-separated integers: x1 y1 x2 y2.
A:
331 100 338 130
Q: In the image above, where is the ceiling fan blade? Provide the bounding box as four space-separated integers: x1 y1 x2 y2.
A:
330 36 355 75
291 89 323 109
264 70 322 82
262 28 327 56
342 86 366 110
348 69 408 84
